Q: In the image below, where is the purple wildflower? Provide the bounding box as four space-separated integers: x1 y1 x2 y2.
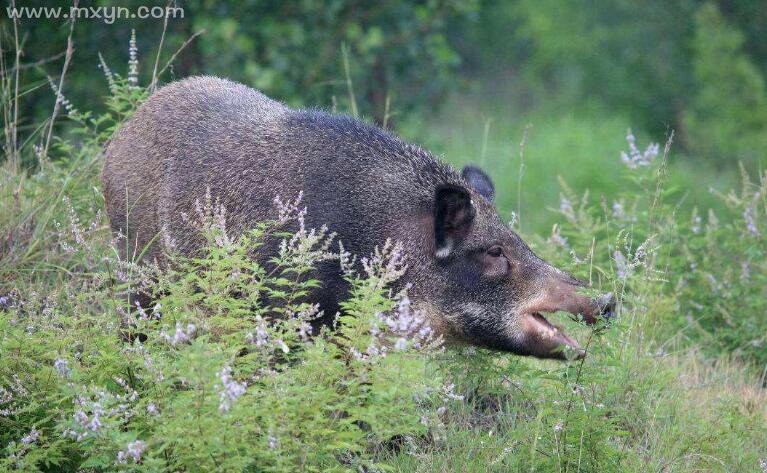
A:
216 365 247 412
620 129 659 169
442 383 464 401
614 250 630 280
612 201 625 220
117 440 146 464
549 225 569 248
741 261 751 281
127 30 139 86
559 195 573 216
360 239 407 287
744 205 759 236
275 339 290 353
273 192 306 224
21 428 40 444
553 420 564 433
71 401 105 441
245 317 270 348
54 358 71 378
159 322 196 346
508 211 518 229
376 295 436 351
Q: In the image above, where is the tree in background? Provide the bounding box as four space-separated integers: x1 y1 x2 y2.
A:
684 2 767 165
3 0 766 167
461 0 767 168
499 0 697 134
4 0 477 133
189 0 478 127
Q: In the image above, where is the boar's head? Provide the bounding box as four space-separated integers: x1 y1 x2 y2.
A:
415 166 614 360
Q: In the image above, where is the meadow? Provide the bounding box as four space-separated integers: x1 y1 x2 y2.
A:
1 25 767 473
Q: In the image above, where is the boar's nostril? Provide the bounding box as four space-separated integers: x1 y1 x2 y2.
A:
596 292 616 321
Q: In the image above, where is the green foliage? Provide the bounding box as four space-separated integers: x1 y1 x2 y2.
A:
0 176 444 471
530 130 767 368
8 0 767 172
1 27 766 473
8 0 477 131
675 167 767 364
0 68 144 286
499 0 697 133
193 0 478 125
453 0 767 169
684 2 767 166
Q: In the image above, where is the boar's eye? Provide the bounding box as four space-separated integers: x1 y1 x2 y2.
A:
483 245 508 277
487 246 503 257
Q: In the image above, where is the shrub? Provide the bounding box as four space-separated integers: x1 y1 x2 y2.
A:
675 167 767 365
0 188 449 471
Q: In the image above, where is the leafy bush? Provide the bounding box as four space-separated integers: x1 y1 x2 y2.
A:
193 0 479 126
464 0 767 170
675 167 767 364
1 184 450 471
537 130 767 367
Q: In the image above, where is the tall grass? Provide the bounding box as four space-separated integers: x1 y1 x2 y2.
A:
0 32 765 472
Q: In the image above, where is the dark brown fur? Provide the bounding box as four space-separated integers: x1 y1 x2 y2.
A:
102 76 612 359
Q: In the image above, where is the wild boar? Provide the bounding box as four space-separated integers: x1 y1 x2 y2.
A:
102 76 613 359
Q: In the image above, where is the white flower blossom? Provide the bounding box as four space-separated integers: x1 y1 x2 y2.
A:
127 29 139 87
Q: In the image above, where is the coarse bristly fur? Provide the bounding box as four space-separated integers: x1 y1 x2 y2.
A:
102 76 613 359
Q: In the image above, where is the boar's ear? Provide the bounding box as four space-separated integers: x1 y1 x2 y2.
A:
462 165 495 203
434 184 475 259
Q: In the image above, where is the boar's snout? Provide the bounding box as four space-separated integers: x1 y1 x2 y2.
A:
517 272 615 360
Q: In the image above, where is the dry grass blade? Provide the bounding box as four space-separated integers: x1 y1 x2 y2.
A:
41 0 78 166
149 1 173 92
156 29 205 81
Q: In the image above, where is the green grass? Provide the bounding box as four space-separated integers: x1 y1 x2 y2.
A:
385 351 766 472
401 96 739 235
1 61 766 471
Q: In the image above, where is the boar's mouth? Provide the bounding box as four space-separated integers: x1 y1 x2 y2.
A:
522 310 584 360
521 310 585 360
518 290 614 360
